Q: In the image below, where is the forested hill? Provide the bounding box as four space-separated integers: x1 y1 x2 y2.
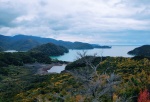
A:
0 43 68 68
128 45 150 57
29 43 69 56
0 34 110 51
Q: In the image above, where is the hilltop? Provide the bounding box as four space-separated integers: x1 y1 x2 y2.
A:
29 43 69 56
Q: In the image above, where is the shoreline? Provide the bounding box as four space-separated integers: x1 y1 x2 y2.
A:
24 62 64 75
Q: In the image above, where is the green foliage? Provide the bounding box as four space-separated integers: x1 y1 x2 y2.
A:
0 52 52 67
29 52 51 64
65 56 106 70
65 56 150 101
99 57 150 101
0 56 150 102
0 67 9 75
0 52 24 67
0 65 51 102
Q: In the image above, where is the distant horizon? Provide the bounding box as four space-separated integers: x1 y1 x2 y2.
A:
0 34 147 46
1 33 150 46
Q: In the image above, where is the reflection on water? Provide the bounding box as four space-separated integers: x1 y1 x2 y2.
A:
51 46 139 62
4 50 18 53
48 64 66 73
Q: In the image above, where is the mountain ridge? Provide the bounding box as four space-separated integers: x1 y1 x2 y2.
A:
0 34 111 51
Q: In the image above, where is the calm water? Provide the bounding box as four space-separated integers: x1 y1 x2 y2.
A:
4 50 18 53
51 46 139 62
48 64 66 73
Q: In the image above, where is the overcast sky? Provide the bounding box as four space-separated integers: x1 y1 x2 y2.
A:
0 0 150 45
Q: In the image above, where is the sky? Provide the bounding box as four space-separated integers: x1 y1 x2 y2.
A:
0 0 150 45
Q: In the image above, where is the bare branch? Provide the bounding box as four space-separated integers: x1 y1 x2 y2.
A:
66 50 121 102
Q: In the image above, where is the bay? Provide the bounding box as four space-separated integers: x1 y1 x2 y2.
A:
51 45 139 62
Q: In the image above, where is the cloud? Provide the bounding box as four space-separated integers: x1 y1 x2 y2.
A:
0 3 21 27
0 0 150 45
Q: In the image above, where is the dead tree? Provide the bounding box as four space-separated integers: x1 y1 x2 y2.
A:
67 51 121 102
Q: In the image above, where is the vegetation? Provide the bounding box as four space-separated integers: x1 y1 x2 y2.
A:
0 52 52 67
0 65 51 102
66 52 121 102
0 42 70 67
128 45 150 57
138 89 150 102
65 55 150 101
0 49 150 101
29 43 69 56
0 53 150 102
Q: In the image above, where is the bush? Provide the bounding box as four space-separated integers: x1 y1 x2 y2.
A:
138 89 150 102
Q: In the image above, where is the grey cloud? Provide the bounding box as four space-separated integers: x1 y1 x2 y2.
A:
39 1 47 6
125 0 150 6
0 7 19 27
0 0 150 45
0 1 27 27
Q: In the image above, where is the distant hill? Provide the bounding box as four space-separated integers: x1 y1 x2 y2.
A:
0 34 111 51
11 39 40 51
29 43 69 56
128 45 150 57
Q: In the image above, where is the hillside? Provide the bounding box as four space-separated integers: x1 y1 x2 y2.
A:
0 56 150 102
0 52 52 67
0 34 111 51
0 43 69 68
128 45 150 57
29 43 69 56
